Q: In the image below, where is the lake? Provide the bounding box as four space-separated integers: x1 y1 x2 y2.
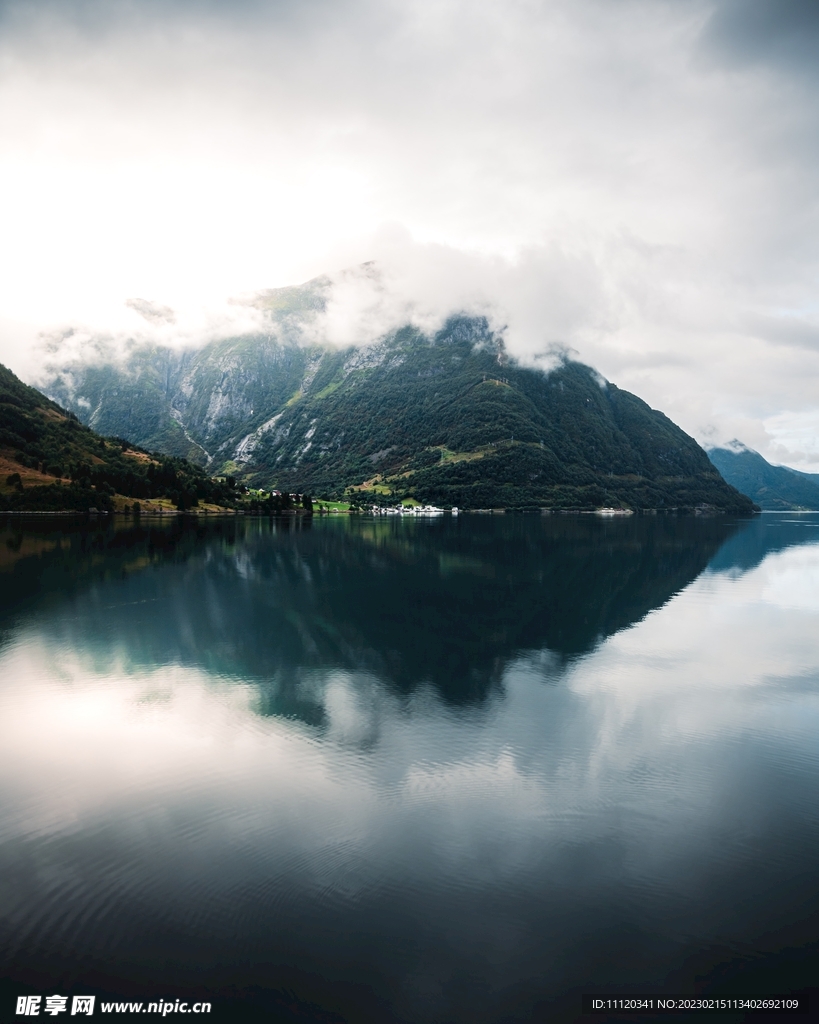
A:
1 513 817 1022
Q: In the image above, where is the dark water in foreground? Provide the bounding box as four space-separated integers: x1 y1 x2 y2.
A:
0 513 818 1023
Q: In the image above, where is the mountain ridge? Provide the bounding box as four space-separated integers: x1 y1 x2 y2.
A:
707 442 819 511
39 312 756 513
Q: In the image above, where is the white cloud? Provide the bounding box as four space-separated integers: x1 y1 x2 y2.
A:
296 235 608 359
763 410 819 468
1 0 818 466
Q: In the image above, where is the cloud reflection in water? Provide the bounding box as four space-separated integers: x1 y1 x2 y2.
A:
0 515 818 1022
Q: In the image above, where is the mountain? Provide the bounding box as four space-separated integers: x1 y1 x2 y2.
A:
39 307 756 512
0 363 239 512
708 442 819 511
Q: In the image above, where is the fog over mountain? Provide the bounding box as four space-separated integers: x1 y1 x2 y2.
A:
1 0 818 470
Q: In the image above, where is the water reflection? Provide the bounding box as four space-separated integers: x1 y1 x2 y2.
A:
0 513 755 716
0 514 817 1023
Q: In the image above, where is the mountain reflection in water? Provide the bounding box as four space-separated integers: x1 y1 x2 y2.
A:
0 513 818 1024
0 514 751 714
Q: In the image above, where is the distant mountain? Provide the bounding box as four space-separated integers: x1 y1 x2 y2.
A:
39 295 755 512
0 363 238 512
708 442 819 511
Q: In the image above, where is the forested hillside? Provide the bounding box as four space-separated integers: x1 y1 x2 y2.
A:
0 363 239 511
243 321 754 511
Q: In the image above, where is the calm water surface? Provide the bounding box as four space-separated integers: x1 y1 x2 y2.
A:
1 513 818 1022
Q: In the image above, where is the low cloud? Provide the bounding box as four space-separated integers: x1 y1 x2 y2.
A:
125 297 176 326
32 296 271 381
2 0 819 470
294 235 608 365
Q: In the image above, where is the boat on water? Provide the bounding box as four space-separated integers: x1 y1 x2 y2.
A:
596 507 634 516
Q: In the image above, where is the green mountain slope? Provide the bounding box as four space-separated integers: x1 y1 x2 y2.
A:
44 336 314 466
40 315 755 512
708 443 819 511
0 363 238 512
247 320 755 511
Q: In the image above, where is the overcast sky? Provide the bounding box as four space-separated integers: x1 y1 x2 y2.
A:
1 0 818 467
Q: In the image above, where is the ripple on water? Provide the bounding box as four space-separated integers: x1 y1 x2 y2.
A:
1 515 819 1021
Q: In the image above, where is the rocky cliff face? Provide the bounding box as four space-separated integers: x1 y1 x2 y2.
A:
44 335 317 469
